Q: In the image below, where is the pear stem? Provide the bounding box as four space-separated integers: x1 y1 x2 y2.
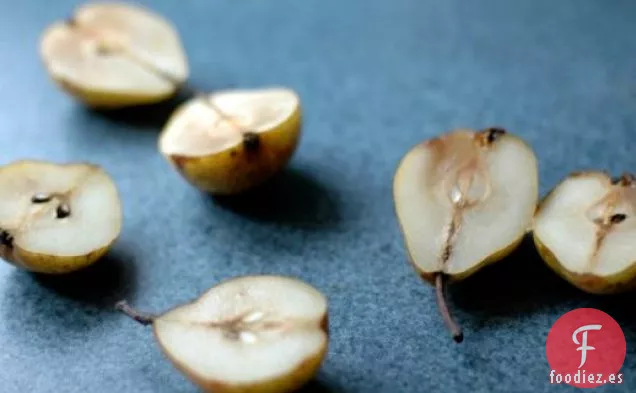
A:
435 273 463 343
115 300 156 326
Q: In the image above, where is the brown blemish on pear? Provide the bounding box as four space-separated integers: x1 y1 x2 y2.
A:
614 173 636 186
170 155 189 172
319 313 329 335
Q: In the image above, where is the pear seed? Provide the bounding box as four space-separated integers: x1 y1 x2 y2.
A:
56 204 71 219
610 213 627 224
31 193 52 204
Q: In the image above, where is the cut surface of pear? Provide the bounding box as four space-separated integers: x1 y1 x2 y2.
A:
533 172 636 293
0 160 122 274
40 1 188 108
159 87 302 195
116 275 328 393
393 128 539 341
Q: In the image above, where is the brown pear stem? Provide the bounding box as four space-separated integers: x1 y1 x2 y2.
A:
115 300 156 326
435 273 463 343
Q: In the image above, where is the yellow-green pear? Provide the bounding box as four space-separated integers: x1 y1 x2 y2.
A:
40 1 188 108
158 87 302 195
117 275 329 393
0 160 122 274
534 171 636 294
393 127 539 342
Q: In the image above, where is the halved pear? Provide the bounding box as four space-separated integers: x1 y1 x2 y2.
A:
533 172 636 294
0 160 122 274
40 1 188 108
393 128 539 342
116 275 328 393
158 87 302 195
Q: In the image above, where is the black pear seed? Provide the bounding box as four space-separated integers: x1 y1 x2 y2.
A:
31 193 52 204
56 204 71 219
610 213 627 224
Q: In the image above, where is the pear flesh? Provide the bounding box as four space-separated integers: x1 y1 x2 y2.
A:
393 128 539 341
534 172 636 293
0 160 122 273
159 87 302 195
117 275 328 393
40 2 189 108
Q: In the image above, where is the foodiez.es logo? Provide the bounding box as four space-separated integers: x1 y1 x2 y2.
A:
546 308 626 388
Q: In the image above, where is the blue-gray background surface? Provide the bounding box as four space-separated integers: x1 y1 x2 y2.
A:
0 0 635 392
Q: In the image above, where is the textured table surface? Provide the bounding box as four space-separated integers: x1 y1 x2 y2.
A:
1 0 635 392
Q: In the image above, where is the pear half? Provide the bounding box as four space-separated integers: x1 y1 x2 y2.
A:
0 160 122 274
116 275 328 393
40 1 188 108
533 172 636 294
393 128 539 341
159 87 302 195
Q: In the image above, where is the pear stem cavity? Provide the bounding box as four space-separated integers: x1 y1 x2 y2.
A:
242 132 261 152
435 273 463 343
116 300 157 326
484 127 506 144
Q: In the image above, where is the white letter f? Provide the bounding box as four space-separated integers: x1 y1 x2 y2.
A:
572 324 602 369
